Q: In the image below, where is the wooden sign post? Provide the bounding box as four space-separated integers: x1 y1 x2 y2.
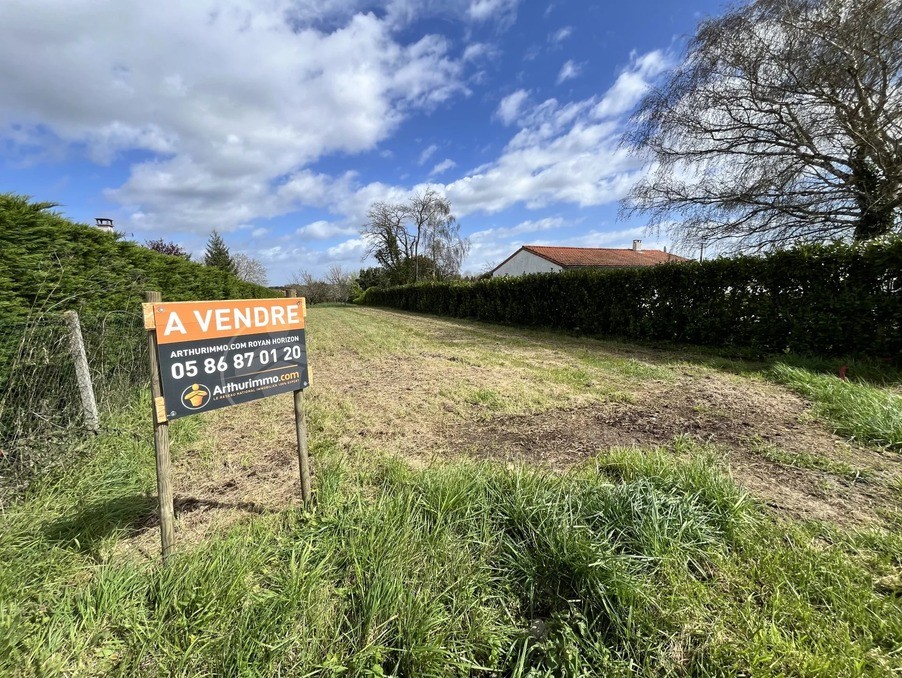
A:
143 291 311 561
145 291 175 562
286 289 312 504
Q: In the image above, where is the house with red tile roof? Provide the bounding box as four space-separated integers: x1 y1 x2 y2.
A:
490 241 688 277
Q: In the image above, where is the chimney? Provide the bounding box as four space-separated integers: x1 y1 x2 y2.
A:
632 239 642 252
95 217 114 233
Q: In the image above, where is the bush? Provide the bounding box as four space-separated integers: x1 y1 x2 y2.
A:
0 194 280 496
359 239 902 358
0 194 276 328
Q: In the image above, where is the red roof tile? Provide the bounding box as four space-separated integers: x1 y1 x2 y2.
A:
522 245 688 268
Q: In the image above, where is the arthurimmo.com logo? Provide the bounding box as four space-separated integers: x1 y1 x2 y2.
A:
181 383 211 410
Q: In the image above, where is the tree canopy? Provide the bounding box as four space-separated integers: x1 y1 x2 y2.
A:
623 0 902 251
203 230 236 274
145 238 191 259
360 189 469 284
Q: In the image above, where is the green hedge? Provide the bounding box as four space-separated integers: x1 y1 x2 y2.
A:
0 193 278 405
0 194 277 326
0 195 280 488
359 240 902 358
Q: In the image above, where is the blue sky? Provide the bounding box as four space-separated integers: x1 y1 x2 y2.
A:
1 0 725 283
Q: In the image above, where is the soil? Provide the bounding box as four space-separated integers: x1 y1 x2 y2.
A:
116 400 304 559
445 376 901 528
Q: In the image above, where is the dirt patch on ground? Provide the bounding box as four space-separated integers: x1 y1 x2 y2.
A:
445 376 901 528
117 395 302 559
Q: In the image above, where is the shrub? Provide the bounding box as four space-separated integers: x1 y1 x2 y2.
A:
0 194 280 495
0 194 276 327
359 239 902 358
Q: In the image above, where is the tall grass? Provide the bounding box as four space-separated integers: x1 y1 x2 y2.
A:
771 363 902 450
1 400 900 675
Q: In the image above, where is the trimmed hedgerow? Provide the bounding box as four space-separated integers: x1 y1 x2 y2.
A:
359 240 902 358
0 194 281 490
0 193 277 326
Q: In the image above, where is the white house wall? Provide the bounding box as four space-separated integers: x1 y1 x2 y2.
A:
493 250 563 277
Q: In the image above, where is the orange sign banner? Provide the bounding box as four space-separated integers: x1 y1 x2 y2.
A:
146 298 306 345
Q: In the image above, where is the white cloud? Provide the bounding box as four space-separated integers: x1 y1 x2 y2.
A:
556 59 582 84
467 0 520 22
285 0 520 31
0 2 469 234
326 237 368 261
442 122 640 215
418 144 439 165
549 26 572 43
251 227 269 237
470 216 565 242
255 244 323 280
593 50 672 118
430 158 457 176
496 89 530 125
296 220 358 239
462 42 497 61
435 50 671 216
255 48 672 230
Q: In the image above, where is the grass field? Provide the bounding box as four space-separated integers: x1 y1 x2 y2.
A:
1 307 900 675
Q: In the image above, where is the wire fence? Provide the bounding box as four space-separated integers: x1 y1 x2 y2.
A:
0 310 147 501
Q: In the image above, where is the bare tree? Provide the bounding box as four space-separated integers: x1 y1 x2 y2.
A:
324 265 355 301
359 189 469 283
361 201 411 271
289 270 330 305
406 189 457 281
623 0 902 251
423 221 470 279
233 252 268 285
290 267 357 303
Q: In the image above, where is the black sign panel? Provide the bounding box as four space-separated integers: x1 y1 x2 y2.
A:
157 329 309 420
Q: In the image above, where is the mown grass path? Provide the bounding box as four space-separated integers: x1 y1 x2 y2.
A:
299 307 901 528
1 306 900 675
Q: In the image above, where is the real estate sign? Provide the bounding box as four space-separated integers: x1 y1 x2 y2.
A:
144 298 309 420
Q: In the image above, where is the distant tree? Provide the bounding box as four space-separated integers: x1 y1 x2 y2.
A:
361 201 410 273
357 266 391 290
406 189 461 281
203 230 236 274
145 238 191 259
478 261 497 279
360 190 469 284
233 252 268 285
623 0 902 251
423 224 469 279
290 266 360 304
324 265 357 301
290 271 328 305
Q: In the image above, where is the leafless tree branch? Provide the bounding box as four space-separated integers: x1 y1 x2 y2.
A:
622 0 902 252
